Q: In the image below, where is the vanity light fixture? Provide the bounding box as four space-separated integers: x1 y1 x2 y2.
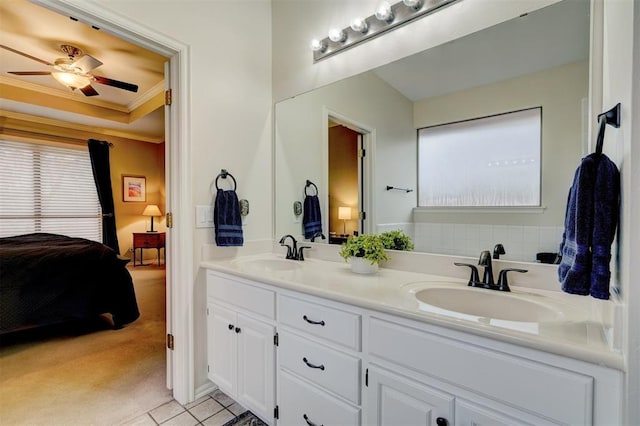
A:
311 0 458 62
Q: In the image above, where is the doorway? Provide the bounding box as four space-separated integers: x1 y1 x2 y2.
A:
326 113 373 242
29 0 192 405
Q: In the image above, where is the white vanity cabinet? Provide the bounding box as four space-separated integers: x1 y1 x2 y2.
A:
276 293 363 426
204 265 622 426
206 271 277 424
366 313 622 426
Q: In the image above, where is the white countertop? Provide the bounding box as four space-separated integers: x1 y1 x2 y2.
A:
201 252 623 370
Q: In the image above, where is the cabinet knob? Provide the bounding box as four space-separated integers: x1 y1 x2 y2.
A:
235 327 241 333
228 324 234 331
436 417 448 426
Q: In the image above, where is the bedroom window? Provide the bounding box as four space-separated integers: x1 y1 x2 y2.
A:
417 107 542 207
0 140 102 241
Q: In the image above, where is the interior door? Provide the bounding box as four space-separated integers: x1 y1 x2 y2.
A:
367 365 454 426
207 303 238 396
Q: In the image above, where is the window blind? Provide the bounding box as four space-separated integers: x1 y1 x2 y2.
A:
0 140 102 241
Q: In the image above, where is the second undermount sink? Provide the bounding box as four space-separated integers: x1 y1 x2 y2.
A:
415 287 562 323
234 258 302 272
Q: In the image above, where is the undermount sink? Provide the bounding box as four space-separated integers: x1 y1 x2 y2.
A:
234 258 302 272
414 287 562 323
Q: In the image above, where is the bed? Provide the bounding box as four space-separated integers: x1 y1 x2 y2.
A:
0 233 140 334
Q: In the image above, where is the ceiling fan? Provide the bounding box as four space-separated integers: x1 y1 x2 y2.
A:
1 44 138 96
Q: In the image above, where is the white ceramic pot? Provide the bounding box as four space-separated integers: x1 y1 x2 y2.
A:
350 256 378 274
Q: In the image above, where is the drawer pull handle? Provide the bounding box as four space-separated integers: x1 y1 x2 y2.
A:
303 315 325 326
228 324 234 330
436 417 448 426
303 414 323 426
302 357 325 370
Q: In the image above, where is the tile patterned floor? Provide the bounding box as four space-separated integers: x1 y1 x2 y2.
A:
126 389 247 426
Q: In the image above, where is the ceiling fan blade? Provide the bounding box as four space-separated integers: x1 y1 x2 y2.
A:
71 55 103 73
80 85 100 97
92 75 138 92
0 44 54 66
9 71 52 75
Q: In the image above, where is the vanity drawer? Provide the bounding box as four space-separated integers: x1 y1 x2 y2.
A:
279 331 360 404
207 271 275 319
368 316 593 425
278 294 361 350
278 369 360 426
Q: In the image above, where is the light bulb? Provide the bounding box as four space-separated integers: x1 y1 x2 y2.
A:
310 38 327 52
328 28 347 43
375 2 394 22
403 0 423 10
51 71 91 89
350 17 369 33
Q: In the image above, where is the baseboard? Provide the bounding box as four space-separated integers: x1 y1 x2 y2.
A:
194 382 218 401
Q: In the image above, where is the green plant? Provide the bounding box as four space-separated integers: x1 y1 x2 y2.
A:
380 230 415 251
339 233 389 265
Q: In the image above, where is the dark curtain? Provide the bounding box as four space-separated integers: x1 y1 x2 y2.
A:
88 139 120 254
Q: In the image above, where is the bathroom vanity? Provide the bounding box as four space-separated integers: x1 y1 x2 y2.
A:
203 252 623 426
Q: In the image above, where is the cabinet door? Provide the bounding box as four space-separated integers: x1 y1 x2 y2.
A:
207 303 237 396
367 365 454 426
236 313 275 424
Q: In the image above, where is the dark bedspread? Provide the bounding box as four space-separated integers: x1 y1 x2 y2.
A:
0 233 140 333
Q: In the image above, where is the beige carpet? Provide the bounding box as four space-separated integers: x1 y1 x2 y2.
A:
0 265 173 426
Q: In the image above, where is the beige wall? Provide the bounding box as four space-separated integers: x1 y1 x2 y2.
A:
413 60 588 227
110 139 165 259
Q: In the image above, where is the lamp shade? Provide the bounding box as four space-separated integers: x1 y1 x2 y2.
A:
338 206 352 220
142 205 162 217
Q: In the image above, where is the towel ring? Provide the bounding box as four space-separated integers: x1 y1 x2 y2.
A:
305 180 318 196
215 169 237 191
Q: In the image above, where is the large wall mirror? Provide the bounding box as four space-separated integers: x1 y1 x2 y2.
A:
275 0 590 263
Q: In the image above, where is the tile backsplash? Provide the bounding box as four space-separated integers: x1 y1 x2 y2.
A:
377 222 563 263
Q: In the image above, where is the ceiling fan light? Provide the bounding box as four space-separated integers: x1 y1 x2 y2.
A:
51 71 91 89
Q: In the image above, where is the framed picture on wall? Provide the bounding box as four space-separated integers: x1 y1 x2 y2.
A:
123 175 146 202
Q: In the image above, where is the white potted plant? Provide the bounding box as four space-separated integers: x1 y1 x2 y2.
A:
338 233 389 274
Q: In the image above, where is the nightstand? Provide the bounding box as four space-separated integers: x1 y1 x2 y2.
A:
133 232 166 267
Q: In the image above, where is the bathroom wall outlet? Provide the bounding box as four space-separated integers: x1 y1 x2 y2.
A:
196 205 214 228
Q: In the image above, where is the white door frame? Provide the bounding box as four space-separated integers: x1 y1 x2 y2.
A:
322 107 376 235
33 0 194 404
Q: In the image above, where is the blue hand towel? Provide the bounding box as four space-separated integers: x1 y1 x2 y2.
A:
214 189 243 247
303 195 323 239
590 154 619 299
558 153 619 299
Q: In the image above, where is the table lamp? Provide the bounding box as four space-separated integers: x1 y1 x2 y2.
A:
338 206 351 236
142 204 162 232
